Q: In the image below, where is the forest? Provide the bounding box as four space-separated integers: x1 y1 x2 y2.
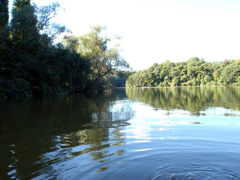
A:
126 57 240 87
1 1 240 101
0 0 130 100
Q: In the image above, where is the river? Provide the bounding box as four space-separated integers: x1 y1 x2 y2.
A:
1 87 240 179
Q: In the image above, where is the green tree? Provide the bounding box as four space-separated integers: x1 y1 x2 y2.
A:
10 0 39 55
64 26 129 92
171 77 180 87
0 0 8 27
0 1 72 99
13 0 30 9
220 64 240 85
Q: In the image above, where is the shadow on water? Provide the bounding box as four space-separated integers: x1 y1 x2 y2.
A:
0 89 134 179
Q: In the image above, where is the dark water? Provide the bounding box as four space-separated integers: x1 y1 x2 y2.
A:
1 87 240 180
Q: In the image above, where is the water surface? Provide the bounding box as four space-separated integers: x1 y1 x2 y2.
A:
1 87 240 179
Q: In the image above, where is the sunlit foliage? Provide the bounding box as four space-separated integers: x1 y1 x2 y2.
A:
126 58 240 87
63 26 129 93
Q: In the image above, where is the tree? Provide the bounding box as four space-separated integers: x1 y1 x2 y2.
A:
0 1 71 99
126 57 240 88
13 0 30 9
9 0 40 61
0 0 8 27
171 77 180 87
220 65 240 85
35 2 66 39
10 1 65 56
64 26 129 92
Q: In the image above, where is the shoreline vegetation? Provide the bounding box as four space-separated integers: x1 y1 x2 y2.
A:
1 1 240 101
126 57 240 88
0 0 130 100
126 85 240 88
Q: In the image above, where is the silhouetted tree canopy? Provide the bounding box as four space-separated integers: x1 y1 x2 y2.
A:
0 1 130 100
0 0 8 27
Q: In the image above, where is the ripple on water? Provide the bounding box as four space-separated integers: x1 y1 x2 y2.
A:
153 165 240 180
68 151 240 180
151 151 240 180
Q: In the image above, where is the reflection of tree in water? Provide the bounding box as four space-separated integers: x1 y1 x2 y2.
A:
126 87 240 116
61 99 134 162
0 90 134 179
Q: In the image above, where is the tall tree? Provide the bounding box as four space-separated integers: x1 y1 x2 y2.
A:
64 26 129 90
11 0 38 45
0 0 8 27
13 0 30 10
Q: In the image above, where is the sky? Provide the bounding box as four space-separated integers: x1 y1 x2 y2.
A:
9 0 240 70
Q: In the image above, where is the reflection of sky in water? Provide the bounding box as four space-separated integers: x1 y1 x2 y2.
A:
202 107 240 117
128 102 240 127
3 88 240 180
50 89 240 179
116 101 240 148
124 125 152 140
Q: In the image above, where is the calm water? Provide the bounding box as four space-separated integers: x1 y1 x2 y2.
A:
1 87 240 180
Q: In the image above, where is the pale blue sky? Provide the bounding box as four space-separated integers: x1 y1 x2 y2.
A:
9 0 240 70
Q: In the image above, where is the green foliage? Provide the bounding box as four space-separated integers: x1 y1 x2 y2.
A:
126 58 240 87
63 26 129 93
13 0 30 10
108 71 134 87
0 2 130 100
0 0 8 27
220 65 240 85
0 1 91 99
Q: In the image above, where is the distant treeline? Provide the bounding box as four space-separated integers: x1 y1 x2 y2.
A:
0 0 130 100
126 57 240 87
